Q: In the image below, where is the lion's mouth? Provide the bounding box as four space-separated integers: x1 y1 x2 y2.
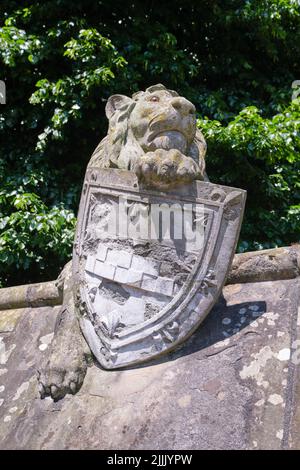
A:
148 129 187 141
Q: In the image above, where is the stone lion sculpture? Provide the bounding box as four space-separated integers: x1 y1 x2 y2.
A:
90 83 207 186
37 84 207 400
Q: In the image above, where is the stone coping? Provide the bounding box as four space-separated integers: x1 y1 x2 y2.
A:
0 281 63 310
0 245 299 311
1 277 300 449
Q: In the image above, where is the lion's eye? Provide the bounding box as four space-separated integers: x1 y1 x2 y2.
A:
149 96 159 102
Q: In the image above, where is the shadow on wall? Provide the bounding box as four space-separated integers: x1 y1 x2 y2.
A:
182 296 267 356
94 296 267 372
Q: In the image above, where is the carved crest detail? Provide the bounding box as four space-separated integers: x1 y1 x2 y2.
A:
73 169 246 369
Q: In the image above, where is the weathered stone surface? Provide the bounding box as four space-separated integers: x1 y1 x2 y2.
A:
74 168 246 370
35 83 229 400
4 81 297 406
0 277 299 450
89 84 207 189
0 309 24 333
0 247 298 312
227 245 300 284
0 281 62 310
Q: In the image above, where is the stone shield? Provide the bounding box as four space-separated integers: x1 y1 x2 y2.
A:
73 168 246 369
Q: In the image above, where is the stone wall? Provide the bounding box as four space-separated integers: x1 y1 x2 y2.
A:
0 246 300 450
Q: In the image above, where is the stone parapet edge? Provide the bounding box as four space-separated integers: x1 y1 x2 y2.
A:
0 245 299 310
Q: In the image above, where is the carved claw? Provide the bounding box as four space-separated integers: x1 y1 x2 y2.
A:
38 382 46 399
50 385 59 400
69 381 75 394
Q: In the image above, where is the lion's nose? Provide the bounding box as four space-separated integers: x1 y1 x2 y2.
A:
171 97 196 116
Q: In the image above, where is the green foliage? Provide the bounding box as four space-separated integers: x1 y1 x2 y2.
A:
29 27 127 151
0 0 299 286
199 100 300 251
0 151 76 286
0 189 76 280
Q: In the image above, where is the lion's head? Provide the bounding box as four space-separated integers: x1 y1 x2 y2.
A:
89 84 207 186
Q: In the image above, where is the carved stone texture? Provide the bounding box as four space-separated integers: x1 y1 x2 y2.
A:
37 84 246 400
88 84 207 189
2 274 300 449
73 168 246 369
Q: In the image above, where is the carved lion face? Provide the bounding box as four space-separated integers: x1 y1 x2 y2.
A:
129 85 196 154
89 84 206 181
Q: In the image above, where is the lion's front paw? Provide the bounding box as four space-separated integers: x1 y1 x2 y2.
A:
37 347 88 401
135 149 201 189
38 367 85 401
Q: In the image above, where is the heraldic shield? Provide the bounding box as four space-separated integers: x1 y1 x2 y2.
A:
73 167 246 369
